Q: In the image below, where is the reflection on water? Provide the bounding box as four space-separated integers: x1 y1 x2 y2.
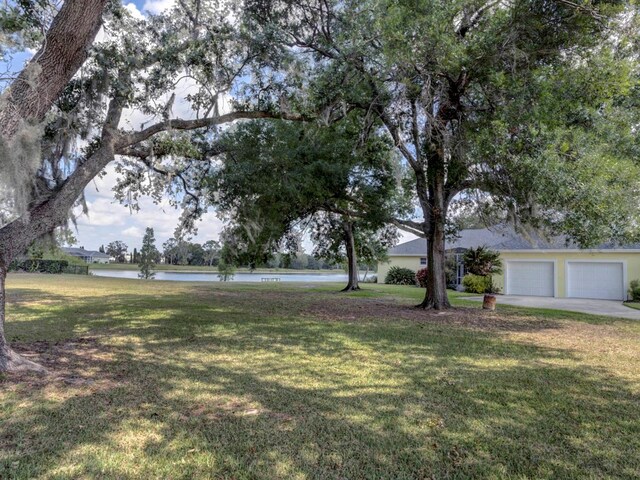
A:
91 269 359 283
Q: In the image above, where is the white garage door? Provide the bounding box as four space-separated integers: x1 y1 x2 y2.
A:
567 262 624 301
506 261 554 297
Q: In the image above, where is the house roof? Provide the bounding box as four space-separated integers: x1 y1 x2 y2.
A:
62 247 110 258
388 226 640 256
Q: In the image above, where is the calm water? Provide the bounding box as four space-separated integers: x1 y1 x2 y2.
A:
91 269 360 283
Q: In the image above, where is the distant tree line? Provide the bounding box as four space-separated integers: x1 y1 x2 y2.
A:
102 235 352 270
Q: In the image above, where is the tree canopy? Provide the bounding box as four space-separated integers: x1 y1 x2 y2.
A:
237 0 640 307
1 0 640 372
208 115 406 289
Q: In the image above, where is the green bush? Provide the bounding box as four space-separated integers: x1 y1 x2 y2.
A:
629 280 640 301
463 246 503 276
385 266 417 286
8 259 87 275
9 259 68 273
462 273 492 294
415 267 428 288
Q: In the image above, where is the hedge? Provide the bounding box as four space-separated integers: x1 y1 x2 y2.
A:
8 260 89 275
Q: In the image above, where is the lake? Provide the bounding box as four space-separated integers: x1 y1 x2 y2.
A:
91 269 364 283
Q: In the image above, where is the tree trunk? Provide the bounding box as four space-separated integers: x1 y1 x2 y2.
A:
417 206 450 309
417 148 451 310
0 99 121 373
341 221 360 292
0 0 109 142
0 265 47 373
0 142 115 371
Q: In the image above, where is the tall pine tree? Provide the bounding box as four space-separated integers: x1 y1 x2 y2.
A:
138 228 159 280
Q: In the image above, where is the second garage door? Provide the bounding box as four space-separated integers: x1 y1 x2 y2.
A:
506 261 555 297
567 262 624 300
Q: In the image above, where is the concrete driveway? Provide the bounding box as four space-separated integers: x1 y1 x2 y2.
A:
463 295 640 320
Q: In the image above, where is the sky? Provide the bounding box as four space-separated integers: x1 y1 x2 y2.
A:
7 0 419 253
74 0 215 252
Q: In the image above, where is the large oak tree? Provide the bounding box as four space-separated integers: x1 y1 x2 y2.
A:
209 116 406 291
0 0 307 372
241 0 639 309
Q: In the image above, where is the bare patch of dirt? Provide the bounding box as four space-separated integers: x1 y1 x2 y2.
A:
302 296 561 332
188 287 246 299
2 337 126 391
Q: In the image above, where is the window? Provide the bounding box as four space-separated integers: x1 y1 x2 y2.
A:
420 257 427 265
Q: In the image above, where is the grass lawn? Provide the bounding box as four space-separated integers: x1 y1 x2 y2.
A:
1 274 639 479
623 302 640 311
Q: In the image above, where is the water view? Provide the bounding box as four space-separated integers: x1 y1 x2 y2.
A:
91 269 364 283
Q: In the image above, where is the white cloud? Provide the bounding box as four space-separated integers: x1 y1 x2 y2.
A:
119 75 208 132
122 226 144 237
75 163 224 251
94 26 106 43
124 3 145 20
78 198 127 227
86 165 120 200
143 0 176 14
399 231 419 243
75 162 416 253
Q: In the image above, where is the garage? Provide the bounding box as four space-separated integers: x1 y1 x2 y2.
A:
567 262 625 301
506 261 555 297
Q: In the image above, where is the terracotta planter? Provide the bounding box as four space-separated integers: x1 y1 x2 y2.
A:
483 294 497 311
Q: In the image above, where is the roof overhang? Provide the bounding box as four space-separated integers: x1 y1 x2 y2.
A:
498 249 640 254
388 248 640 256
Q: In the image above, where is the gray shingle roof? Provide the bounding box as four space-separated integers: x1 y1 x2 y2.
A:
62 247 110 258
388 226 640 255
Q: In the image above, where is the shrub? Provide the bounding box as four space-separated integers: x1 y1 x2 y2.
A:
9 259 69 274
462 273 492 294
416 267 428 288
8 259 89 275
385 266 417 286
629 280 640 301
463 246 503 276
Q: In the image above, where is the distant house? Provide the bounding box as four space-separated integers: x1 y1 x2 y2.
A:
378 226 640 301
61 247 111 264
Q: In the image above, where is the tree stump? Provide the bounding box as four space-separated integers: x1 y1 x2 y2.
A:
483 294 497 311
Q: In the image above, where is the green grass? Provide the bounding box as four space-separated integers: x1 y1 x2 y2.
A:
623 301 640 311
1 274 639 479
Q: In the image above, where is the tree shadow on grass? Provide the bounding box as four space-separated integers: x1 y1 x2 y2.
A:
1 285 639 479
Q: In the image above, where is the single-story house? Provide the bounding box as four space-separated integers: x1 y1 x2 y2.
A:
62 247 111 264
378 226 640 301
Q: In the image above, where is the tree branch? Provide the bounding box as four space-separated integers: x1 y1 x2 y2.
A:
0 0 109 141
456 1 500 38
116 111 311 150
390 219 426 238
0 96 123 264
554 0 605 21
